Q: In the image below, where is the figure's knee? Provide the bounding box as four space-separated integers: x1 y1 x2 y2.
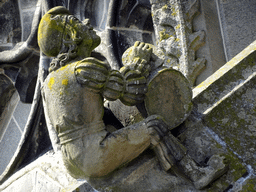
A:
63 153 116 178
60 139 117 178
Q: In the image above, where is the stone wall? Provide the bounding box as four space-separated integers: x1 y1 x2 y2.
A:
217 0 256 61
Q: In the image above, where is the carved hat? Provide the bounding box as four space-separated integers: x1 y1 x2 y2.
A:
38 6 71 57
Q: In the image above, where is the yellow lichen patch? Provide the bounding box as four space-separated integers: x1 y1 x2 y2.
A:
172 12 177 16
175 24 181 30
62 79 69 86
59 64 69 71
171 7 177 16
48 77 55 90
162 4 168 11
159 29 171 41
167 59 171 63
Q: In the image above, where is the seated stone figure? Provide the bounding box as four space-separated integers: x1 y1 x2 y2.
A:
39 6 160 178
38 6 228 190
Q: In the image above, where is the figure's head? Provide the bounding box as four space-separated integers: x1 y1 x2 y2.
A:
38 6 101 58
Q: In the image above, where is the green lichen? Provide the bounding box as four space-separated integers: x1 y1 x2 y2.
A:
226 149 247 181
206 150 247 191
215 142 222 149
239 178 256 191
207 179 229 192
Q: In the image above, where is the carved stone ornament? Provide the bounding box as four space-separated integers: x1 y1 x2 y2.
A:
36 6 228 190
5 0 256 191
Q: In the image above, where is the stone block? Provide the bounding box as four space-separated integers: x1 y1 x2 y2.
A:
217 0 256 60
183 39 256 190
0 151 94 192
3 171 35 192
193 40 256 114
193 42 256 169
203 70 256 170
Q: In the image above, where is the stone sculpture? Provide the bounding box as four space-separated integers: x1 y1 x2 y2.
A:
38 6 228 190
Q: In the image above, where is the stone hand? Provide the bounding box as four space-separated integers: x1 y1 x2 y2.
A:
128 41 153 77
146 115 175 171
120 66 148 106
146 115 169 138
131 41 153 63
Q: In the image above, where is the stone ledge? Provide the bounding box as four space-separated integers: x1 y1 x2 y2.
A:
193 40 256 114
0 150 95 192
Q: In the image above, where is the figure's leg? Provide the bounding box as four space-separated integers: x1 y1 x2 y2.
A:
96 119 151 174
60 119 153 178
146 115 228 189
178 154 228 189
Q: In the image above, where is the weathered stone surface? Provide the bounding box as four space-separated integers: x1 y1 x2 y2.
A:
88 150 198 192
0 151 94 192
0 1 256 191
193 40 256 114
203 72 256 170
182 40 256 191
217 0 256 61
239 176 256 191
0 0 21 51
179 119 247 191
150 0 207 86
193 0 226 84
145 68 192 129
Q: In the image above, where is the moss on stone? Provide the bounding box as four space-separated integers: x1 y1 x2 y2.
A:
241 178 256 191
225 149 247 181
206 179 229 192
215 142 222 149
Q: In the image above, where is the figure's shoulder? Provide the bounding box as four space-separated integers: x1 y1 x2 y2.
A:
75 56 111 87
75 57 111 78
76 51 110 69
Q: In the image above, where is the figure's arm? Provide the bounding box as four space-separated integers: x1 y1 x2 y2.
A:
75 57 124 101
75 55 149 106
119 41 153 105
122 41 152 78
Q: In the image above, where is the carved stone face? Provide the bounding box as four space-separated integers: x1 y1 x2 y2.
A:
65 15 101 54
